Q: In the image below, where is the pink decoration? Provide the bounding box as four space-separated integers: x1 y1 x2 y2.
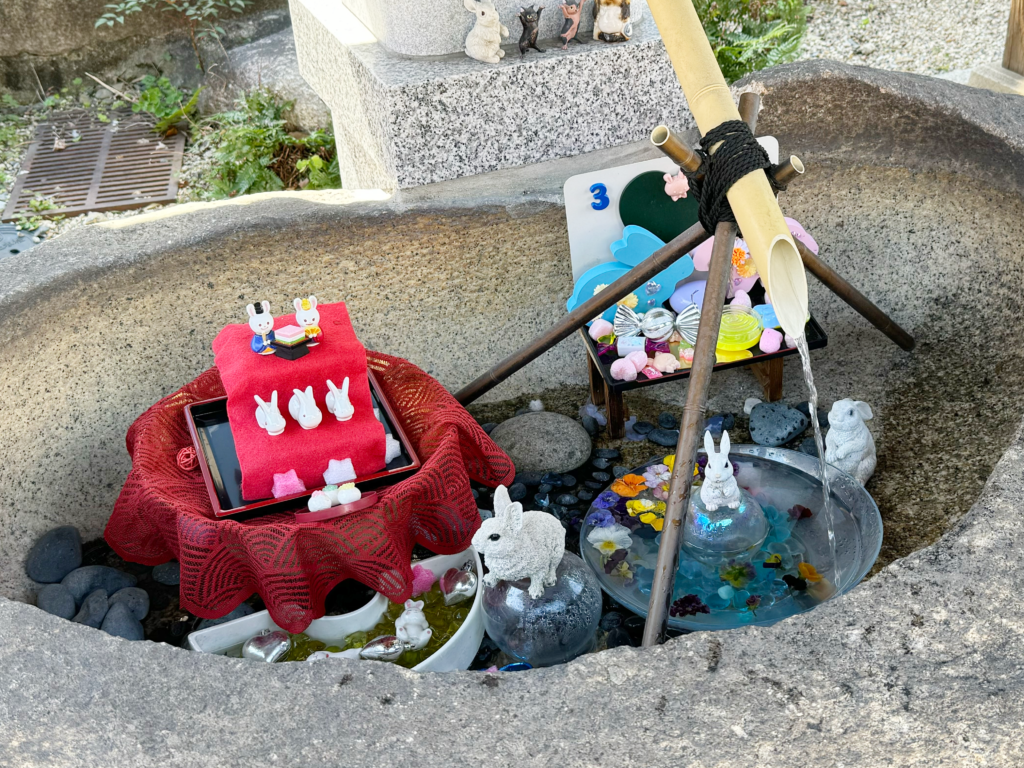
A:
610 359 638 382
731 290 752 308
271 469 306 499
759 328 783 354
589 319 614 340
784 333 797 348
785 217 819 255
663 172 690 201
625 351 648 371
652 352 681 373
641 366 663 379
410 564 436 596
681 348 695 363
670 280 707 312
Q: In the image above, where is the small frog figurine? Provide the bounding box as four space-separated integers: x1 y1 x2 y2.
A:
246 301 276 355
293 295 323 346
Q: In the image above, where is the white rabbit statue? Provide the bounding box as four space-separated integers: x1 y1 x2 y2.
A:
394 599 433 650
246 301 276 355
254 391 286 436
288 386 323 430
825 399 876 485
701 430 741 511
325 377 354 422
471 485 565 598
464 0 508 64
293 295 323 346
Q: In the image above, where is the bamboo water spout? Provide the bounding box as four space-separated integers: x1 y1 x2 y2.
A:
646 0 809 338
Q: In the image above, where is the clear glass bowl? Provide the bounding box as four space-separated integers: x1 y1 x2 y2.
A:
579 446 883 631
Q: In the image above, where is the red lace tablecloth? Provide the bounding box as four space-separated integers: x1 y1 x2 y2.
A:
105 353 515 632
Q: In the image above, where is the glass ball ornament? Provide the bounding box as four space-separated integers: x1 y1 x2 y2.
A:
481 552 602 667
682 487 769 567
639 308 676 342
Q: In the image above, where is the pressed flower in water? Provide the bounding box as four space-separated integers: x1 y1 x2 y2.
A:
788 504 813 521
745 595 762 615
610 474 647 498
603 548 628 574
638 512 664 531
670 594 710 617
593 491 620 509
798 562 823 583
586 509 615 528
626 498 663 517
720 561 756 589
587 523 632 556
642 464 671 487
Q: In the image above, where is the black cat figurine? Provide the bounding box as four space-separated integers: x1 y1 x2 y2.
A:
518 5 545 56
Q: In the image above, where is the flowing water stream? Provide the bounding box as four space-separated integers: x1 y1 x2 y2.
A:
795 333 841 588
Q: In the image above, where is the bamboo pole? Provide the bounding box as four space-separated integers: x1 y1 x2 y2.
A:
646 0 808 339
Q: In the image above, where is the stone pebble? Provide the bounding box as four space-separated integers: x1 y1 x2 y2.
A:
73 589 109 629
25 525 82 583
507 482 527 502
581 415 599 436
100 602 145 641
556 494 579 507
795 401 830 429
61 566 137 607
649 428 680 448
541 472 564 486
576 489 594 502
480 422 498 434
797 437 820 458
592 471 611 482
594 448 620 460
37 584 76 620
633 421 655 435
560 475 577 488
592 457 612 469
612 466 629 478
109 587 150 621
657 412 678 430
489 412 592 474
197 603 255 631
516 472 544 486
152 561 181 586
749 402 809 447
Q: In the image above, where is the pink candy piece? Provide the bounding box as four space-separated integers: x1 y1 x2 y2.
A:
271 469 307 499
652 352 681 373
784 333 797 348
731 290 752 308
681 348 695 363
589 319 614 340
410 564 436 596
663 172 690 201
625 351 648 372
641 366 663 379
759 328 783 354
610 359 638 382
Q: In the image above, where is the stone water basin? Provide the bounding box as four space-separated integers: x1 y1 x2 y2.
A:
3 62 1024 763
580 447 882 630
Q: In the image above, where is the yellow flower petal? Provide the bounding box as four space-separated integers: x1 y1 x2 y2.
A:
798 562 823 583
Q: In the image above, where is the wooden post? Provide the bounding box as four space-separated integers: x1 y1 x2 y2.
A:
1005 0 1024 76
751 357 784 402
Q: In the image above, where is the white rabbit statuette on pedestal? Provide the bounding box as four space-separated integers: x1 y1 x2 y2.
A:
289 386 323 430
701 430 741 511
825 399 876 485
254 391 286 436
471 485 565 598
394 599 433 650
325 377 354 422
464 0 509 64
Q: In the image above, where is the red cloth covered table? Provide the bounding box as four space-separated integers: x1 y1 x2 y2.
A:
105 353 515 632
212 301 385 499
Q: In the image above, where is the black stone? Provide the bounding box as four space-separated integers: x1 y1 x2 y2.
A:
108 587 150 621
623 615 646 645
100 602 145 641
584 480 604 490
581 415 599 436
599 611 624 631
577 489 594 502
541 472 565 487
25 525 82 584
797 437 820 458
507 482 527 502
703 414 725 439
612 466 629 478
480 422 498 434
36 583 76 619
534 493 551 508
61 566 137 607
591 457 612 469
657 412 678 430
594 448 620 459
538 483 553 494
560 474 577 488
72 589 109 628
749 402 810 447
649 428 680 447
795 401 830 428
196 603 255 631
516 472 544 486
549 504 570 520
715 412 737 430
633 420 655 435
152 561 181 586
471 488 480 500
606 627 632 649
592 471 611 482
556 494 579 507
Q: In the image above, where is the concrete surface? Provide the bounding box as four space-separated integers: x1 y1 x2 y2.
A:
2 61 1024 765
968 61 1024 95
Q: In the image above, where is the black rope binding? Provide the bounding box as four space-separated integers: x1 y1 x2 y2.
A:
685 119 783 235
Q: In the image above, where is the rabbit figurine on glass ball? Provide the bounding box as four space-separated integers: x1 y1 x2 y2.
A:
472 485 564 598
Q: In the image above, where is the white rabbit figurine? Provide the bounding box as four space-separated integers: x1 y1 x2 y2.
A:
394 599 433 650
293 296 323 346
246 301 276 355
288 386 323 430
464 0 509 64
254 391 286 436
825 399 876 485
701 430 741 511
325 377 354 422
471 485 565 598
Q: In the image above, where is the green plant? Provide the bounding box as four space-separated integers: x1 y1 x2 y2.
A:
133 76 202 133
695 0 809 82
202 88 340 199
14 195 65 231
96 0 253 70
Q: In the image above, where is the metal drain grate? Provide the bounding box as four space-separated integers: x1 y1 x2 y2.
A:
1 109 185 222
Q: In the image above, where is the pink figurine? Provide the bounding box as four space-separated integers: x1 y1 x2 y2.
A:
652 352 681 373
663 172 690 202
